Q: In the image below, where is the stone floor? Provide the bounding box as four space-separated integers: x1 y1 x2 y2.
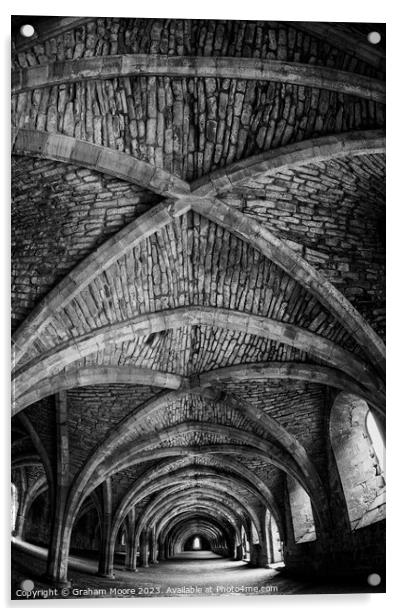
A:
11 542 385 601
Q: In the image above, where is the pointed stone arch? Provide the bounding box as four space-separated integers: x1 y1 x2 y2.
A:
54 387 327 521
112 468 272 552
14 360 384 417
12 130 385 384
134 484 262 539
191 130 385 197
12 129 191 199
12 56 385 103
12 307 379 402
110 455 284 548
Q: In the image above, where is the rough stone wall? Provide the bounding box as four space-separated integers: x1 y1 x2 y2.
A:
11 156 160 330
320 392 386 574
282 476 324 574
223 381 328 481
287 475 316 543
11 434 38 463
11 18 385 183
12 78 384 182
220 153 386 339
325 441 386 575
70 508 101 552
23 490 51 547
12 19 384 78
13 465 45 494
111 463 157 513
237 457 284 519
67 384 161 477
24 396 57 472
66 329 309 376
16 209 358 369
330 393 385 529
271 386 387 576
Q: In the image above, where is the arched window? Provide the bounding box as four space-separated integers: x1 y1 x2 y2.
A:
265 509 283 564
11 483 18 534
287 475 316 543
366 410 385 476
330 392 386 530
241 525 250 561
192 536 201 550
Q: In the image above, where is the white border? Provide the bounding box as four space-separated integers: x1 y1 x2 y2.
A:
2 1 399 614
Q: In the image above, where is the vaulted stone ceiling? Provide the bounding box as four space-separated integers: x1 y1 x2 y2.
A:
11 17 385 579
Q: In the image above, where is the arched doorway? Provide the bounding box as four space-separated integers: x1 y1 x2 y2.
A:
183 535 210 551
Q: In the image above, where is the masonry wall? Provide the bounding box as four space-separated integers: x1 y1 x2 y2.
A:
24 491 51 547
220 153 386 341
324 392 385 576
282 476 325 575
281 392 385 578
70 509 101 553
11 157 159 330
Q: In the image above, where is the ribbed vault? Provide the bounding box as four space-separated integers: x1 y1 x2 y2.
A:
11 16 385 591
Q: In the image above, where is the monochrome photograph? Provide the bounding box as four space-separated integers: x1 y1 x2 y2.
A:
10 12 386 600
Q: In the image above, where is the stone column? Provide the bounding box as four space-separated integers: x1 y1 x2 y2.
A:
257 508 270 567
267 515 274 565
140 530 149 567
166 538 174 559
235 543 243 560
158 536 166 561
98 479 115 578
45 393 71 587
14 510 26 539
134 539 139 570
253 542 268 567
150 525 158 564
125 508 136 571
12 468 27 539
249 543 261 567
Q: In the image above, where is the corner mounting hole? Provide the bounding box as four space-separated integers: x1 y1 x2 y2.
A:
367 31 381 45
20 579 34 591
367 573 381 586
20 24 35 38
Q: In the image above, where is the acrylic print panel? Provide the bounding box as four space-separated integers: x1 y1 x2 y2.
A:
11 14 386 601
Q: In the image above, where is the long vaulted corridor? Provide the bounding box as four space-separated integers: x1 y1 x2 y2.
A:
11 15 385 600
12 540 383 598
